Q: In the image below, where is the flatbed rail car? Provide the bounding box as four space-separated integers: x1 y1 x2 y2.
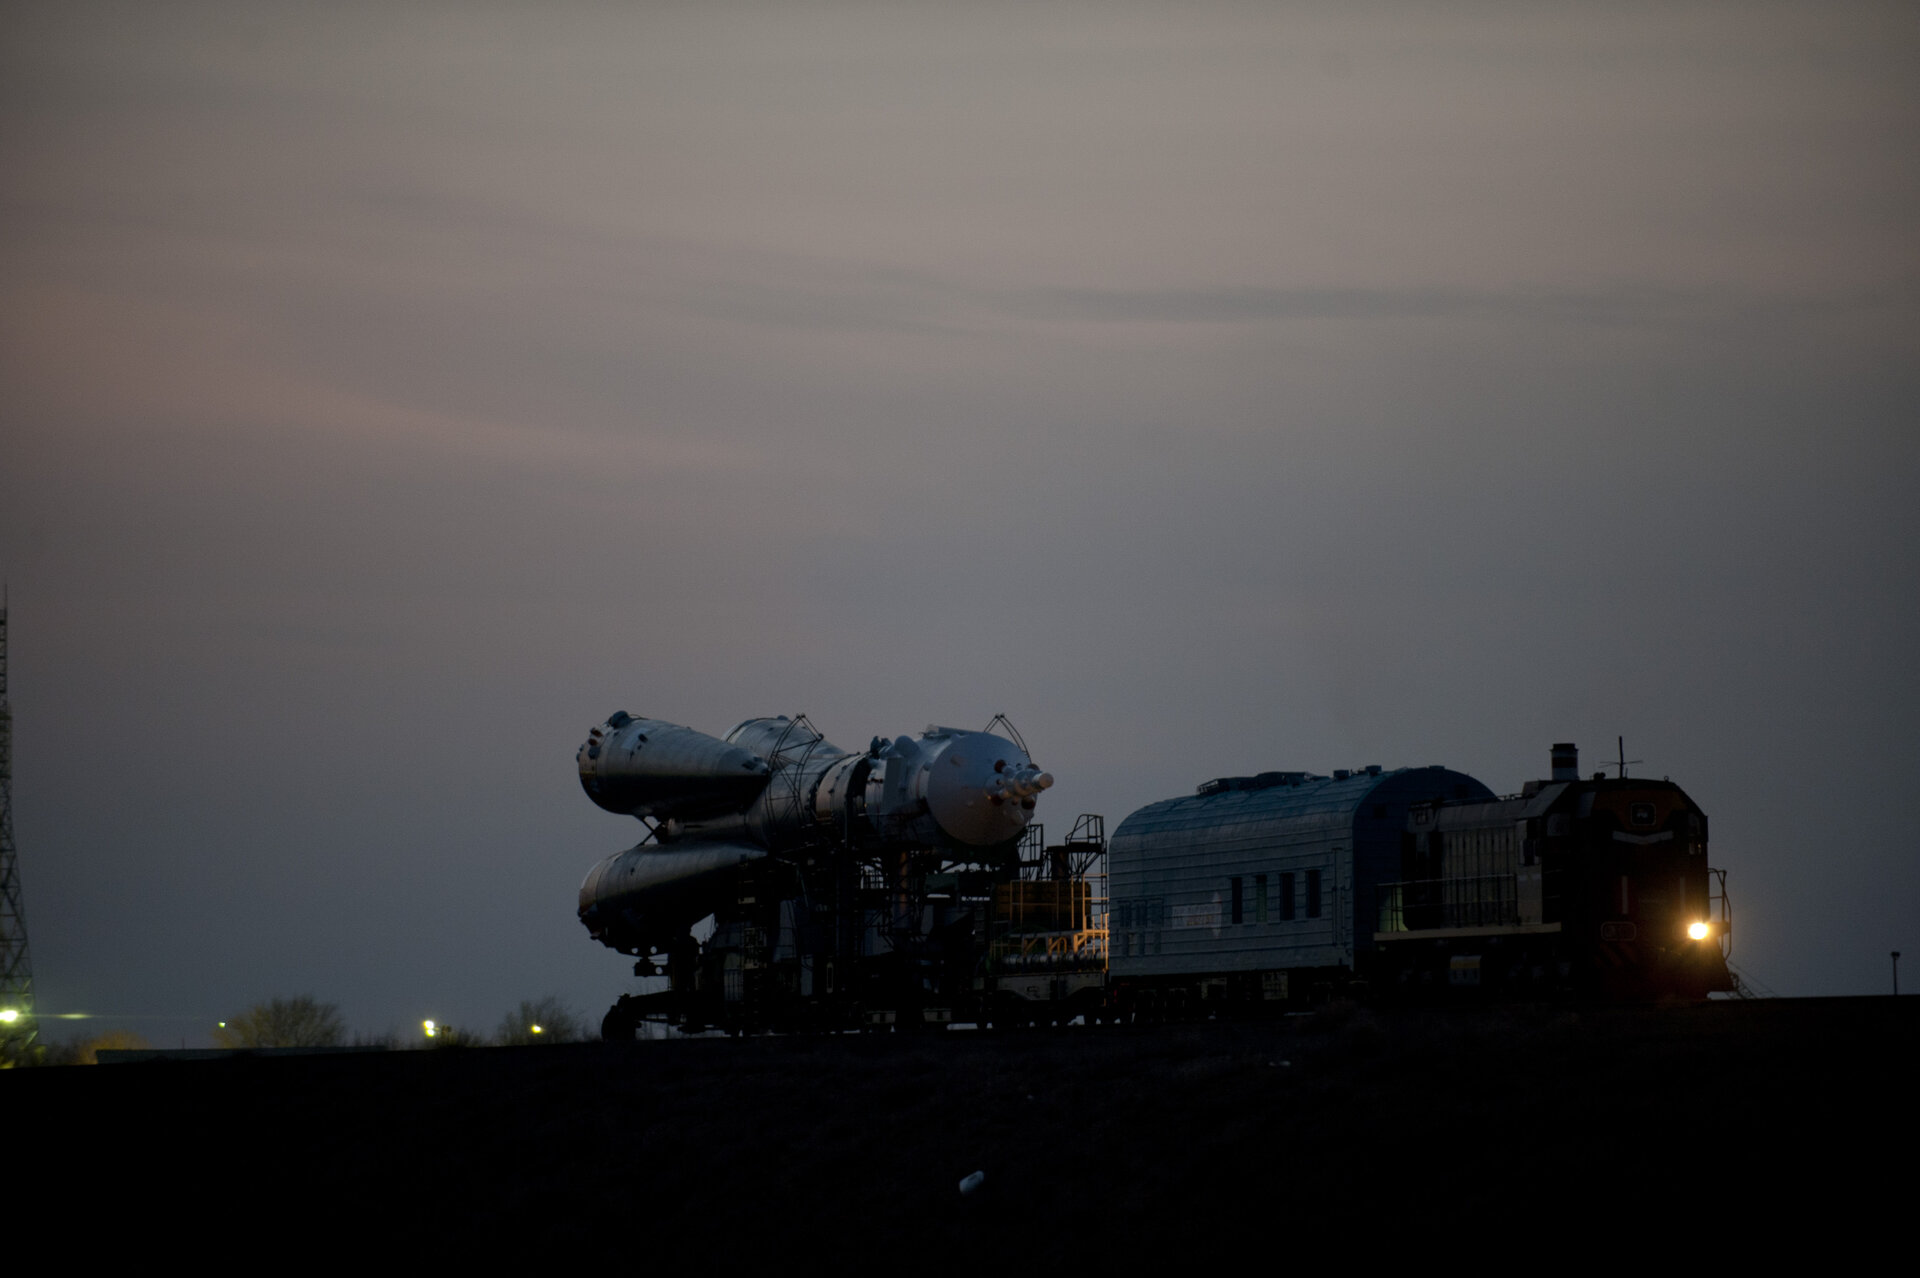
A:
601 813 1112 1037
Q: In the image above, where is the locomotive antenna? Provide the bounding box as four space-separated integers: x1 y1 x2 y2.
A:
1611 736 1643 779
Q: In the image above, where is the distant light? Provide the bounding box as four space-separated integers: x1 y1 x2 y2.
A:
530 1024 543 1035
0 1009 18 1024
1688 921 1710 941
217 1021 226 1028
423 1019 437 1037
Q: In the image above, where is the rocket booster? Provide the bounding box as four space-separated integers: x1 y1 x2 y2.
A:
575 713 1053 954
577 711 772 821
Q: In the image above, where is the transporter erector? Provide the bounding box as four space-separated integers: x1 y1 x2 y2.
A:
576 712 1072 1036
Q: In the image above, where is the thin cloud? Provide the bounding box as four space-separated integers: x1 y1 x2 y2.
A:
994 281 1919 331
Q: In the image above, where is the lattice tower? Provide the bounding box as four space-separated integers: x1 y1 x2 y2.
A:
0 595 36 1062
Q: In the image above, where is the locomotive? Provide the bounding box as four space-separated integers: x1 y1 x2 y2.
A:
573 715 1731 1038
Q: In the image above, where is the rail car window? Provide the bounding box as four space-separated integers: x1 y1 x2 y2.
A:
1306 868 1322 918
1255 874 1269 923
1231 877 1243 925
1280 873 1296 921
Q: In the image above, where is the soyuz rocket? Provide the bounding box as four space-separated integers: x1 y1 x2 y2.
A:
575 712 1054 959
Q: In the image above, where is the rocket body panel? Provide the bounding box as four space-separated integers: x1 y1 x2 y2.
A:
723 715 846 765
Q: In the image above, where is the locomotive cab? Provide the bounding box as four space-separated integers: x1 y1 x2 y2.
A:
1375 743 1731 1000
1548 776 1731 1000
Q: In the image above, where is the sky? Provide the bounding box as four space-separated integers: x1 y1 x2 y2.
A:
2 1 1915 1044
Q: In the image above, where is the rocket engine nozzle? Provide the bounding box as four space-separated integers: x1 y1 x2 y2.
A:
993 767 1054 799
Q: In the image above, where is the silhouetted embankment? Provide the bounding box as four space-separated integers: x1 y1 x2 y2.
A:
15 998 1912 1260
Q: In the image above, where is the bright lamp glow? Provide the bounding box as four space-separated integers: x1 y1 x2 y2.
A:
530 1024 543 1034
0 1009 19 1023
1688 921 1710 941
423 1019 437 1037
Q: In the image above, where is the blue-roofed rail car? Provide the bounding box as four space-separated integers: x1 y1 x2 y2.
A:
1107 763 1495 1015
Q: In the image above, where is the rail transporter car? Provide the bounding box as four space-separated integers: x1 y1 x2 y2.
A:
579 713 1106 1039
1104 742 1733 1013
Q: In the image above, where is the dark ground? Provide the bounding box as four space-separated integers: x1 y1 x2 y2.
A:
13 998 1914 1261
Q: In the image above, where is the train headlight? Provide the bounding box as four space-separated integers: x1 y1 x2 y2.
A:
1687 921 1710 941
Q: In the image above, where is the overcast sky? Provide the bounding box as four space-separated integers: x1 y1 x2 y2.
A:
3 1 1915 1042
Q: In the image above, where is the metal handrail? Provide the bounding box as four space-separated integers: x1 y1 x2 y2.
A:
1709 866 1733 961
1377 874 1519 932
